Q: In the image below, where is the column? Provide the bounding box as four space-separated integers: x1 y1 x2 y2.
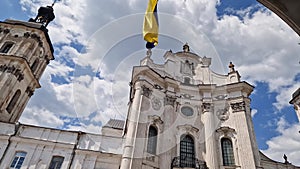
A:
120 82 144 169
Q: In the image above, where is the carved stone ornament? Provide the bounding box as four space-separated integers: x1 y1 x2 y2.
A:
164 95 176 107
3 29 10 34
151 97 162 111
230 101 246 112
141 85 152 98
26 87 34 97
148 115 163 125
181 93 194 99
0 65 24 82
214 94 228 101
216 126 236 136
177 124 199 133
23 32 30 38
146 156 155 162
202 103 213 113
217 107 229 121
154 84 163 90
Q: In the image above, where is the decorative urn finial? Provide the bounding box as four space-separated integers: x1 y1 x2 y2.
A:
29 4 55 27
229 62 235 73
183 43 190 52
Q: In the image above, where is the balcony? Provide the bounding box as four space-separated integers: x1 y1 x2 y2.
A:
171 156 209 169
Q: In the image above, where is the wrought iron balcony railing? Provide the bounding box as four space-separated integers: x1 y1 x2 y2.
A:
171 156 209 169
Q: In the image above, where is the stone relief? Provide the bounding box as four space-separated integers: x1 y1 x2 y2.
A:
151 97 162 111
216 126 236 138
213 94 228 101
181 93 194 99
148 115 163 125
217 106 229 121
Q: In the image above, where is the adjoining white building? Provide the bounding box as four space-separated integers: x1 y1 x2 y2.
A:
0 4 299 169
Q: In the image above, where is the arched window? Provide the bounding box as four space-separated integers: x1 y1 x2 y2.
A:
6 90 21 114
31 58 39 73
0 42 14 53
10 151 27 169
147 126 158 155
49 156 64 169
221 138 235 166
180 135 195 168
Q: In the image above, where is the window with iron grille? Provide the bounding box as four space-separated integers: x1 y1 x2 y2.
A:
147 126 158 155
10 151 27 169
48 156 64 169
180 135 195 168
221 138 235 166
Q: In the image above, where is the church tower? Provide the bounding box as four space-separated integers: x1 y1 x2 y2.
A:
121 45 262 169
0 5 55 123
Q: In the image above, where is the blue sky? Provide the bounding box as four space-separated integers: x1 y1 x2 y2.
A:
1 0 300 165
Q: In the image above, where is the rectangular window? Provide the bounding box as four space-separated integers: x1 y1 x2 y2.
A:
48 156 64 169
0 42 14 53
10 152 27 169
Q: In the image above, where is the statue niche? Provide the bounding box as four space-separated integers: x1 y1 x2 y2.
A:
181 60 194 76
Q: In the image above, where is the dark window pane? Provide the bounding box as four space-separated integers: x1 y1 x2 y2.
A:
10 152 27 169
6 90 21 114
180 135 195 168
147 126 158 155
31 58 39 73
0 42 14 53
221 138 235 166
49 156 64 169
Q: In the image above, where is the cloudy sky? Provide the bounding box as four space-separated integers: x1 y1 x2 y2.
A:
1 0 300 165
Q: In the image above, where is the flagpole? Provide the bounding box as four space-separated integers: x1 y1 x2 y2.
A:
52 0 58 7
146 48 152 58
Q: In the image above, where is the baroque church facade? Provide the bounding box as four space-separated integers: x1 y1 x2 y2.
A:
0 5 299 169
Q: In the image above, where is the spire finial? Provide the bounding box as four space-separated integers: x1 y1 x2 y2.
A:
183 43 190 52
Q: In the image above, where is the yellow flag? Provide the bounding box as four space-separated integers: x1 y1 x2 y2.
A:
143 0 159 49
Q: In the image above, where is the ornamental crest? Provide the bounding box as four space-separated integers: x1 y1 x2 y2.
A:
151 97 162 110
217 106 230 121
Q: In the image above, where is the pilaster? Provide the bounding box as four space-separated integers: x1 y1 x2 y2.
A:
202 102 218 169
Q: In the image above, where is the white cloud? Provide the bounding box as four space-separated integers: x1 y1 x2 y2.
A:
262 117 300 166
251 109 258 117
20 107 64 128
273 83 300 110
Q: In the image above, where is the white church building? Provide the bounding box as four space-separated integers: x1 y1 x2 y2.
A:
0 4 299 169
